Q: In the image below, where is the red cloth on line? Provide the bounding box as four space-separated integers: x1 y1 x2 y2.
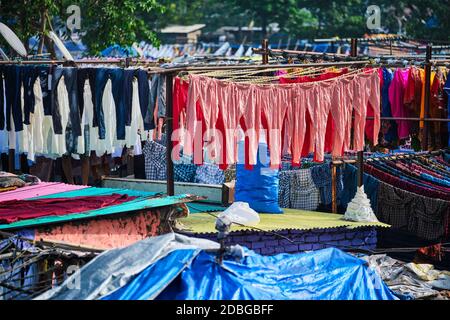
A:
0 194 137 224
279 69 348 164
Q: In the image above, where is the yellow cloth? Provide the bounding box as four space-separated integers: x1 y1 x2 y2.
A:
0 187 17 193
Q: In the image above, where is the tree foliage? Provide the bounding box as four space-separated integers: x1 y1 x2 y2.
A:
0 0 449 55
0 0 164 55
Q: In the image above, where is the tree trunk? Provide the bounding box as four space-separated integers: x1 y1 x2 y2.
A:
37 10 47 54
44 35 57 60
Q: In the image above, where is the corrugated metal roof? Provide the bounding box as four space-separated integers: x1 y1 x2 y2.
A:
179 209 390 234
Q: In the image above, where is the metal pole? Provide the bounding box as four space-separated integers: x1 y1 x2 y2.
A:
423 44 432 151
351 38 364 187
165 72 175 196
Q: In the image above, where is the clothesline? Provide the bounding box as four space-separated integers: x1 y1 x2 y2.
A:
146 60 371 75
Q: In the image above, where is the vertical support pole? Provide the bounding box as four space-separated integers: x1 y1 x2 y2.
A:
8 149 14 173
357 151 364 187
331 163 337 213
166 72 175 196
351 38 364 187
262 39 269 64
423 44 432 151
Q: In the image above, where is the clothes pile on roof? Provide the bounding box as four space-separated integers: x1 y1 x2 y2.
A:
0 172 40 193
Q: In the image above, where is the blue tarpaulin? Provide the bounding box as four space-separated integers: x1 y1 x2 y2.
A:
103 245 397 300
101 45 138 57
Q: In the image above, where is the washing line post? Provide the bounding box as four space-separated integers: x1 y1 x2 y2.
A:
351 38 364 187
331 164 338 213
166 72 175 196
423 44 433 151
261 39 269 64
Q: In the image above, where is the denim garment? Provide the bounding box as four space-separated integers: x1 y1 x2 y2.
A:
123 69 136 127
381 68 397 142
3 65 23 131
21 65 40 125
36 65 54 115
94 68 125 140
137 70 155 130
150 74 166 118
51 67 82 137
123 69 155 131
77 68 96 117
310 163 343 206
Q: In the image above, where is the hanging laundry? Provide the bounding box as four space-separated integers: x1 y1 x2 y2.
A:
184 69 380 168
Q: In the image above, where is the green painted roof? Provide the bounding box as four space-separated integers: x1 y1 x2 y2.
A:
0 194 194 230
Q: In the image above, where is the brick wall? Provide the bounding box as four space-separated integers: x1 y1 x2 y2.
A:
181 227 378 255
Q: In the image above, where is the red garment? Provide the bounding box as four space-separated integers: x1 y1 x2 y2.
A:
0 194 136 224
280 69 348 163
173 77 188 159
174 76 206 164
365 68 384 144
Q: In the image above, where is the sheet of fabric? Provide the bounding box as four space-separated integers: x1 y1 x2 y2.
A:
0 194 137 224
0 182 88 202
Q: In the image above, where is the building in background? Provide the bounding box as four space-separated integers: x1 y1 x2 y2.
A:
159 24 206 44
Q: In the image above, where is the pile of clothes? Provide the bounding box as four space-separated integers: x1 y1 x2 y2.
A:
0 172 40 192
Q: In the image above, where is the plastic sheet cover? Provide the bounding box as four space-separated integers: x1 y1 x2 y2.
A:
35 233 219 300
105 246 397 300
